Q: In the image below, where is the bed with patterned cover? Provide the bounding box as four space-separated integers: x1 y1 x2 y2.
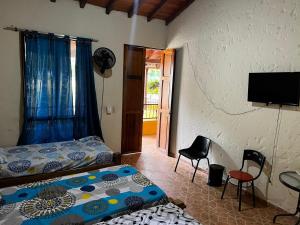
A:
0 136 114 179
96 203 201 225
0 164 168 225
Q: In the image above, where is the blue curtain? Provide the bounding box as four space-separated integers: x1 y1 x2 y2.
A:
74 38 103 140
18 32 74 145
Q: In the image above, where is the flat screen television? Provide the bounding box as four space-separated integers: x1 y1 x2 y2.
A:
248 72 300 106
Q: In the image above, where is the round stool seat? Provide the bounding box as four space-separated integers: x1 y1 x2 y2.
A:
229 170 253 182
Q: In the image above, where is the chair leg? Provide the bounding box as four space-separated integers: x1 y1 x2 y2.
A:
191 159 194 168
206 157 210 167
252 180 256 207
174 154 181 172
191 159 200 183
237 181 240 198
239 182 243 211
221 175 229 199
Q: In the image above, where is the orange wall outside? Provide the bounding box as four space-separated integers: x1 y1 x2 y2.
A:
143 120 157 135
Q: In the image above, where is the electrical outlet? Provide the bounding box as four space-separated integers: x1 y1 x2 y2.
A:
106 106 113 115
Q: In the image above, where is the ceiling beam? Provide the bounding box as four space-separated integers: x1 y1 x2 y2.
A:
147 0 167 22
106 0 118 14
79 0 87 8
165 0 194 25
128 0 145 18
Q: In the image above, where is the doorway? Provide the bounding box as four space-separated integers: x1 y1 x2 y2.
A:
142 49 162 153
121 45 175 156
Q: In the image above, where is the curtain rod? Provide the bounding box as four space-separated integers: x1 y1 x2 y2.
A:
3 26 99 42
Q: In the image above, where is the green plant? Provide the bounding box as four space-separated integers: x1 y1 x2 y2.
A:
147 80 159 94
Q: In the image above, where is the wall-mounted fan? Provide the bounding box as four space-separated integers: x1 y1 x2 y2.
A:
93 47 116 74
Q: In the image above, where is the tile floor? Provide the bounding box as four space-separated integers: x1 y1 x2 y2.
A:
122 135 298 225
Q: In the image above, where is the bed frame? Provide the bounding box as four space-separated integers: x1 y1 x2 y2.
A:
0 152 121 188
168 197 186 209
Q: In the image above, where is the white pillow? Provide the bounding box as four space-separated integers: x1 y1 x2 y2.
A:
0 148 7 164
78 136 103 143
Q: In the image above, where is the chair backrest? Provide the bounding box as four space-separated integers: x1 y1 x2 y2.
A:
241 149 266 179
190 136 211 157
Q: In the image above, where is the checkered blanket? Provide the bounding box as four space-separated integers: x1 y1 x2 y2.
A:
97 203 202 225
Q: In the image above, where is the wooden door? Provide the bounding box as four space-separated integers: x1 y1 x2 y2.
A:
157 49 176 154
121 45 146 154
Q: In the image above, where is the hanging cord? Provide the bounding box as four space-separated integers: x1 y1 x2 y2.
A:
269 107 282 183
186 42 262 116
100 76 105 123
186 41 282 182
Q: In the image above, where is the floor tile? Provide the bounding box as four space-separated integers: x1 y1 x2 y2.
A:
122 135 298 225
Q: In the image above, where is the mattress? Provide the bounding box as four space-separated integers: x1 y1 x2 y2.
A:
97 203 201 225
0 136 113 178
0 164 168 225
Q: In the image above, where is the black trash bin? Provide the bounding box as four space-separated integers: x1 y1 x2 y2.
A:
208 164 225 187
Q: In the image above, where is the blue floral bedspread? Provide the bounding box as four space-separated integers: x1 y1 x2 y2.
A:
0 136 113 178
0 165 168 225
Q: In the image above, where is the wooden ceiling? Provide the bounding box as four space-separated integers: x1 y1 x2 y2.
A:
51 0 195 25
146 49 161 64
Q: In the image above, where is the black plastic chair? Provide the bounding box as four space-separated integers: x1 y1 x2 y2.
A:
221 149 266 211
174 136 211 182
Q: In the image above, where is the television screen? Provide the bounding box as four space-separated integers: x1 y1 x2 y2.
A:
248 72 300 106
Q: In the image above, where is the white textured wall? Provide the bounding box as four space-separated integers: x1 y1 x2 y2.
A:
0 0 167 151
167 0 300 212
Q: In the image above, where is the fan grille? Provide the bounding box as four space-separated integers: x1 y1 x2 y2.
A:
93 47 116 73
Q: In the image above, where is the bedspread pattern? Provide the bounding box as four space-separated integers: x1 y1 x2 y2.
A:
0 164 168 225
0 136 113 178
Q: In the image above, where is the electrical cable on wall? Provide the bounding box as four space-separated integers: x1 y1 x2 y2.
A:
186 42 262 116
269 107 282 183
185 41 281 181
100 76 105 123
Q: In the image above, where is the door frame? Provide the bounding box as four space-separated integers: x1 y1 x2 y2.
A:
166 51 176 157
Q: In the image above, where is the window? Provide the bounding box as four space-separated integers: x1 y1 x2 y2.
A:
18 33 102 145
71 40 76 114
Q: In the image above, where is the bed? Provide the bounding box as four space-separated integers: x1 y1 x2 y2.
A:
97 202 202 225
0 164 168 225
0 136 121 188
